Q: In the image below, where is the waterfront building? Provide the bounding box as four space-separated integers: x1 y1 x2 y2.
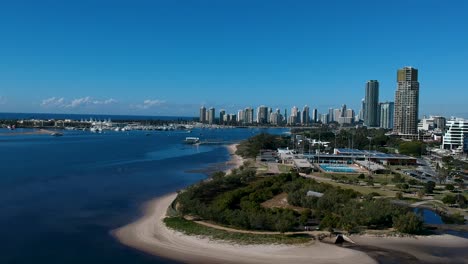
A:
379 102 394 129
244 107 254 124
237 110 245 123
442 118 468 151
365 80 379 127
219 109 226 125
207 107 215 125
394 67 420 136
256 105 269 124
199 106 207 123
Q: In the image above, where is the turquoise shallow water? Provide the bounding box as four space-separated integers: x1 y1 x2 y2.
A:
0 127 288 264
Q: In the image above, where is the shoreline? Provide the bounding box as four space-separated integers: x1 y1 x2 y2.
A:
112 193 376 264
113 144 375 263
113 144 468 264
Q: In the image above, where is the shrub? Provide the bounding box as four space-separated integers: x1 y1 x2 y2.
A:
393 212 424 234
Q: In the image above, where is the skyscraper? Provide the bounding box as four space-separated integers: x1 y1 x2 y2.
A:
312 108 318 123
393 67 419 135
199 106 207 123
237 110 244 123
208 107 215 124
244 107 254 124
365 80 379 127
219 109 226 125
379 102 394 129
359 98 365 121
301 105 310 125
256 105 269 124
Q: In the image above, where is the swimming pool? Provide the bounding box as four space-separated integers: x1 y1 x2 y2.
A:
319 165 358 173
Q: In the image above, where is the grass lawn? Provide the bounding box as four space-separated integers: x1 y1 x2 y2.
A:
278 164 293 173
164 217 311 245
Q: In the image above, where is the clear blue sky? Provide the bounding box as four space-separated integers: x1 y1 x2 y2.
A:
1 0 467 117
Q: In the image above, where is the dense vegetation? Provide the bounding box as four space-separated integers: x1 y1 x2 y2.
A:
164 217 310 244
235 133 288 158
175 169 424 234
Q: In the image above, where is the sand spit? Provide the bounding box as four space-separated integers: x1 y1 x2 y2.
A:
112 193 376 264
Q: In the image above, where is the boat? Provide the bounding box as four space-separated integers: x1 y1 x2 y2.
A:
51 132 63 137
184 137 200 144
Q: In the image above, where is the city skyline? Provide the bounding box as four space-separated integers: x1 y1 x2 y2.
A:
1 1 468 117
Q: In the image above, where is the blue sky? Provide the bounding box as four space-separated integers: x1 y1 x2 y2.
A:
0 0 467 117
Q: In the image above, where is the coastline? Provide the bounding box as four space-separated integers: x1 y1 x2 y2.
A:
112 193 376 264
113 144 374 263
113 144 468 264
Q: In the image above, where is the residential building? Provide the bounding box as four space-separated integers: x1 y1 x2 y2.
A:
219 109 226 125
237 110 245 123
256 105 269 124
199 106 207 123
394 67 420 136
244 107 254 124
379 102 394 129
365 80 379 127
312 108 318 123
301 105 310 125
207 107 215 124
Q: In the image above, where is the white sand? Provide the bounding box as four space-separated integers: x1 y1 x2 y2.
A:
112 193 376 264
351 234 468 264
224 143 245 175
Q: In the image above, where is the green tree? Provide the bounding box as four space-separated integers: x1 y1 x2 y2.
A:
399 141 426 157
445 184 455 191
424 181 436 194
393 212 424 234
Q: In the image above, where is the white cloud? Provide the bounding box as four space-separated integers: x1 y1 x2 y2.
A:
40 97 117 108
67 96 92 108
41 97 65 107
135 99 166 109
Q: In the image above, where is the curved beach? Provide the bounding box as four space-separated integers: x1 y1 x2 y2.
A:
112 192 376 264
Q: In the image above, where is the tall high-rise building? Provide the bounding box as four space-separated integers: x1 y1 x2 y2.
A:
328 108 334 122
301 105 310 125
244 107 254 124
237 110 245 123
219 109 226 125
379 102 394 129
207 107 215 125
312 108 318 123
359 98 365 121
393 67 420 135
365 80 379 127
256 105 269 124
199 106 207 123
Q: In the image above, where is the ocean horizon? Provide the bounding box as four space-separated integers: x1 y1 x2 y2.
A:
0 112 196 121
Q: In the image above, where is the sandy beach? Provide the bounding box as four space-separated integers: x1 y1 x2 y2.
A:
224 143 245 174
112 193 376 264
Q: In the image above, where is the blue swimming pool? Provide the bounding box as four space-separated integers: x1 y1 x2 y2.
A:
320 165 358 173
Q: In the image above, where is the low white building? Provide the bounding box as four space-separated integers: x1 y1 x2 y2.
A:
442 118 468 151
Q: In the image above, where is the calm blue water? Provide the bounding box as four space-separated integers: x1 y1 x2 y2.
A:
414 208 444 225
0 127 288 264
